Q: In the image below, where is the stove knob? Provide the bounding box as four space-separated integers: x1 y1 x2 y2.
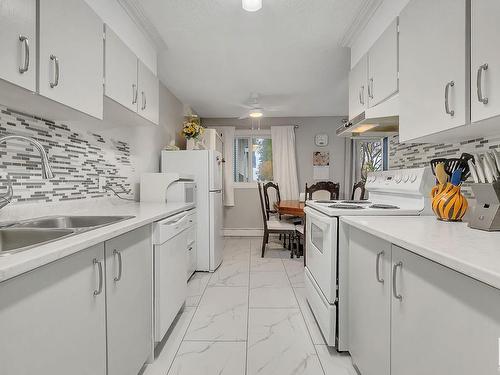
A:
403 174 410 183
410 174 418 183
394 174 402 183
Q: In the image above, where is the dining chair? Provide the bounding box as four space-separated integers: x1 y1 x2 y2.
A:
351 181 366 200
262 181 281 220
294 224 304 259
305 181 340 200
258 182 297 258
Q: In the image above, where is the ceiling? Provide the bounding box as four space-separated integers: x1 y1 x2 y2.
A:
140 0 364 118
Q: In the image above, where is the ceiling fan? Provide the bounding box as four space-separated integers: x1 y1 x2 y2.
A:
238 93 282 119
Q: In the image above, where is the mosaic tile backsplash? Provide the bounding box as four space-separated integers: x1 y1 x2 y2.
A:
0 106 134 204
389 134 500 197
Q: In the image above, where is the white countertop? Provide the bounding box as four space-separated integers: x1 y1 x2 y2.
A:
341 216 500 290
0 198 195 283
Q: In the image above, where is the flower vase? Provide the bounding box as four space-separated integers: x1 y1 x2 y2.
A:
186 137 205 150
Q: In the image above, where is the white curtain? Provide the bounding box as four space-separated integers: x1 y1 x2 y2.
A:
271 126 299 200
221 126 235 206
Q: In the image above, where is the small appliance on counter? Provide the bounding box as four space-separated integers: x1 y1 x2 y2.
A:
140 172 196 204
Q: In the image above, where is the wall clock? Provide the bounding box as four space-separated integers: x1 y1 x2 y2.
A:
314 133 328 147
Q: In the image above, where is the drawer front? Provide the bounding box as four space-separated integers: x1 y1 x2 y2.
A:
304 267 336 346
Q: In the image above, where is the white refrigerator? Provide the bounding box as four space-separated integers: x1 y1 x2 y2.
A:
161 150 223 271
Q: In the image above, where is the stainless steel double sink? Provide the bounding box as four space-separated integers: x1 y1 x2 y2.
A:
0 215 135 256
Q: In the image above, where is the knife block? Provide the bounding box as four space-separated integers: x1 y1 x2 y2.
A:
468 182 500 231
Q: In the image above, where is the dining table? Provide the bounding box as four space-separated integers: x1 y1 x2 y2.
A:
274 200 305 217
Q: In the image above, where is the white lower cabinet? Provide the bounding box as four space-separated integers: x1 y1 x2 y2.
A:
348 228 391 375
0 224 153 375
105 225 152 375
349 227 500 375
0 243 107 375
391 245 500 375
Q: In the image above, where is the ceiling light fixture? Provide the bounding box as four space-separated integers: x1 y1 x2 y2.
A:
249 109 263 118
242 0 262 12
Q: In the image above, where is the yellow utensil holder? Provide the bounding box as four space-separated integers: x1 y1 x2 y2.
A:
430 183 468 221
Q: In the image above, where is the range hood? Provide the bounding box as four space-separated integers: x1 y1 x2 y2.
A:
337 94 399 138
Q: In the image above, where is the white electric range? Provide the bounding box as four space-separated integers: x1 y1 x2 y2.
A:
303 167 434 351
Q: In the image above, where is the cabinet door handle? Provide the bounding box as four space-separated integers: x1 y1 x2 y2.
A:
359 85 365 105
376 251 384 283
477 63 489 104
141 91 147 110
392 261 403 301
113 249 122 282
444 81 455 116
19 35 30 74
132 84 138 104
368 78 374 99
93 258 103 296
50 54 60 88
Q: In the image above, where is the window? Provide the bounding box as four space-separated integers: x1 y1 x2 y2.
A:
233 135 273 183
353 137 388 182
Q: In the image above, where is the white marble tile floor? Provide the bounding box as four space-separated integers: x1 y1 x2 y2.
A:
144 237 357 375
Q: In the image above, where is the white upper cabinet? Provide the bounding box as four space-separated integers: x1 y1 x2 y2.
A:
138 60 159 125
39 0 103 119
348 55 368 120
471 0 500 123
367 19 398 108
0 0 36 91
104 25 138 113
399 0 468 142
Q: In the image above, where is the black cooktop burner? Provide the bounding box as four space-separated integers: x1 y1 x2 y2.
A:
329 204 365 209
341 200 372 204
369 204 400 209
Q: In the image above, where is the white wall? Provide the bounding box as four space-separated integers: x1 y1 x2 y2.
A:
350 0 410 67
202 117 348 230
84 0 157 74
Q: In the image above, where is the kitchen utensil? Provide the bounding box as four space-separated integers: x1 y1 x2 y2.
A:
430 158 448 176
450 168 463 186
435 163 448 185
467 159 479 183
492 149 500 173
482 155 495 183
486 152 499 176
474 154 486 183
430 183 468 221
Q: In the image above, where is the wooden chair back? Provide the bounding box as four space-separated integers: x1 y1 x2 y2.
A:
262 181 281 220
305 181 340 200
351 181 366 200
257 183 269 230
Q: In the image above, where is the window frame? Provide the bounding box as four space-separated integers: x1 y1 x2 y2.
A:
232 129 273 188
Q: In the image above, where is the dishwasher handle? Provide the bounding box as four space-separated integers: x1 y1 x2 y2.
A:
154 210 195 244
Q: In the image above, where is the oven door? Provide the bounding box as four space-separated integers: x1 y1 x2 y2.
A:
304 206 338 303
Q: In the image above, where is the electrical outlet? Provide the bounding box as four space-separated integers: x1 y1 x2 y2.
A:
98 176 106 191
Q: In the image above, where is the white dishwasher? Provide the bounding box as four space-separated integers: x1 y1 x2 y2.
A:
153 209 196 342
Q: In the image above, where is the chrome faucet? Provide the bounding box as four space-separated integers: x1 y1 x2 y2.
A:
0 135 55 209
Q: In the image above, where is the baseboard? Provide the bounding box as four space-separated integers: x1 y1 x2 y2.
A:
223 228 263 237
